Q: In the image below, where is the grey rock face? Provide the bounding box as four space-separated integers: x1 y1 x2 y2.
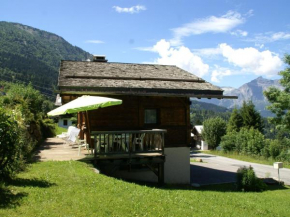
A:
198 76 283 117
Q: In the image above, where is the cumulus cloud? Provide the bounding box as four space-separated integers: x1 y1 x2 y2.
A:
113 5 146 14
150 39 209 77
211 66 233 83
85 40 105 44
219 43 283 76
171 11 245 45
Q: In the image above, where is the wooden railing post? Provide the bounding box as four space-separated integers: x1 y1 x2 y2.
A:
91 129 166 157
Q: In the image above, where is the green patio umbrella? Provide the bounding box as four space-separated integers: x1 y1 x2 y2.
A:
47 95 122 116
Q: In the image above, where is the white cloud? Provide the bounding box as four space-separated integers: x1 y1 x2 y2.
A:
254 43 264 49
211 65 233 83
150 39 209 77
85 40 105 44
244 9 254 17
230 29 248 37
171 11 245 45
191 48 222 57
219 43 283 76
271 32 290 40
113 5 146 14
134 46 154 52
248 32 290 43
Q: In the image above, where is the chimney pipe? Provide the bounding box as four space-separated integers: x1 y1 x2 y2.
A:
92 55 108 62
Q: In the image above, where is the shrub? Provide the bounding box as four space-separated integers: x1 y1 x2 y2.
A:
40 118 56 138
220 131 237 152
236 166 267 192
246 128 265 155
0 108 25 180
221 127 266 156
235 128 249 154
261 139 271 159
202 117 227 149
269 139 282 159
277 149 290 163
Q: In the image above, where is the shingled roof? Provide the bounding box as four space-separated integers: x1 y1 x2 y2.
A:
58 60 235 98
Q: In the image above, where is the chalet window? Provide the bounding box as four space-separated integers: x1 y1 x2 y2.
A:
144 109 158 124
63 119 68 126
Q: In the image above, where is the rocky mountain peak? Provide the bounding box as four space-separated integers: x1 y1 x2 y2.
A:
199 76 283 117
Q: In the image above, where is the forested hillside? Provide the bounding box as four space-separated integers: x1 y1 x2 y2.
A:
190 100 231 125
0 22 92 97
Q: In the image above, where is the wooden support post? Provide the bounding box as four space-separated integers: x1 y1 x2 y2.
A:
85 111 92 148
158 162 164 185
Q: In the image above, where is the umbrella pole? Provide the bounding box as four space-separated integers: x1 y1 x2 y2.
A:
85 111 92 149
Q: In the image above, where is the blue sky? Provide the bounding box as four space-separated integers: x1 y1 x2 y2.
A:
1 0 290 88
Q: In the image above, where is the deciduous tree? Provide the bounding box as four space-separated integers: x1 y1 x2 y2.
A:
264 54 290 130
202 117 226 149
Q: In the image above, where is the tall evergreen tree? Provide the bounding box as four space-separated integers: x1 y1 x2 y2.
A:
227 107 243 133
240 101 263 132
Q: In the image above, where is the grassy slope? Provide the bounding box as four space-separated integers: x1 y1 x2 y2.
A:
206 150 290 169
55 126 67 135
1 161 290 217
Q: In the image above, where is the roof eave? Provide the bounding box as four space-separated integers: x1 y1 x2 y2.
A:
58 86 237 99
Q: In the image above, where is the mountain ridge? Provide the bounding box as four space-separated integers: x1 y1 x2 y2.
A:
0 21 92 96
198 76 283 117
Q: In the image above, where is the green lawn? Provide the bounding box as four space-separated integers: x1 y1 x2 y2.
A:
205 150 290 169
55 125 67 136
1 161 289 217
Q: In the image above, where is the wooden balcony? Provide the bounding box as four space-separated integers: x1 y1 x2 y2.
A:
91 129 166 184
91 129 166 158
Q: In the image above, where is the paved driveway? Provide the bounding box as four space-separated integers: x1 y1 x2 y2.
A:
190 152 290 185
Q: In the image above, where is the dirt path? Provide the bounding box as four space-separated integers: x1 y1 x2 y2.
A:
34 137 92 161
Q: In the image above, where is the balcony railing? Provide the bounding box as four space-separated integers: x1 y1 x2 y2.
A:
91 129 166 158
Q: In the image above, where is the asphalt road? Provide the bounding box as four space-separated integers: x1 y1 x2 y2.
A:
190 152 290 186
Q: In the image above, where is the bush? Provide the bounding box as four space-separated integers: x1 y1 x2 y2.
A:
261 139 271 159
277 150 290 163
0 82 54 180
221 127 265 156
40 118 56 138
202 117 227 149
220 131 237 152
236 166 267 192
0 108 25 180
269 139 282 159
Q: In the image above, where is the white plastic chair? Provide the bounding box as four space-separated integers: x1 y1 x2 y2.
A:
76 137 89 156
133 134 145 151
56 126 76 139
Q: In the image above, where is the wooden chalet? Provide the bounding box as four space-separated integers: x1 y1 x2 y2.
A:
57 56 235 184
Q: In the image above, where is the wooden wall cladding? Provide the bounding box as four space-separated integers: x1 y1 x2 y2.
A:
161 108 185 126
63 94 190 147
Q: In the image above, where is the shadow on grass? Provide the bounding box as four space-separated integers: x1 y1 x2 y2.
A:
9 177 56 188
0 187 28 209
76 154 290 193
94 163 289 193
124 178 289 193
0 178 56 209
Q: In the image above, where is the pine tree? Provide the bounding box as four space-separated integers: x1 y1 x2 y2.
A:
227 107 243 133
240 101 263 132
